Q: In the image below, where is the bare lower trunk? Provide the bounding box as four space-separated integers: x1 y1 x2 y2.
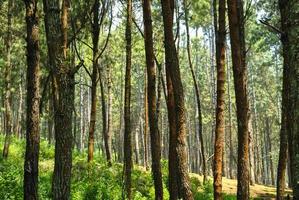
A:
213 0 226 198
123 0 133 199
161 0 193 199
142 0 164 199
43 0 75 199
227 0 250 199
23 0 41 198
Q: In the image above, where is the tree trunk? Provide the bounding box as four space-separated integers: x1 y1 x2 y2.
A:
227 0 250 199
248 114 255 186
183 0 207 184
87 0 100 162
213 0 226 198
161 0 193 199
143 69 149 170
276 16 290 197
2 0 13 159
16 80 23 138
23 0 40 198
278 0 299 198
123 0 133 198
43 0 75 199
106 63 112 166
142 0 164 198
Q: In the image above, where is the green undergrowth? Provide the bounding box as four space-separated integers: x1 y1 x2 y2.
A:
0 136 239 199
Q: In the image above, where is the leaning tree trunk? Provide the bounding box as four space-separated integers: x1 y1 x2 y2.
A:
43 0 78 199
183 0 207 184
2 0 13 159
161 0 193 199
123 0 133 199
227 0 250 199
213 0 226 198
23 0 40 199
142 0 164 198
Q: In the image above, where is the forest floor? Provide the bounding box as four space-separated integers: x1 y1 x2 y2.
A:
0 136 292 200
189 173 293 199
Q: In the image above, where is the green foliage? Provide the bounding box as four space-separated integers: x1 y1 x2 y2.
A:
0 137 241 199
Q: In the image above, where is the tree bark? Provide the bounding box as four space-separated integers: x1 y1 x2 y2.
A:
123 0 133 198
278 0 299 198
276 13 290 196
227 0 250 199
43 0 75 199
213 0 226 198
142 0 163 198
23 0 40 199
87 0 100 162
161 0 194 199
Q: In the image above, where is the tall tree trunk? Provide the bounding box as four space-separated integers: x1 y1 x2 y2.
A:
123 0 133 198
278 0 299 198
161 0 193 199
227 0 250 199
213 0 226 198
43 0 76 199
87 0 100 162
276 20 289 197
23 0 40 198
2 0 13 159
142 0 163 198
183 0 207 184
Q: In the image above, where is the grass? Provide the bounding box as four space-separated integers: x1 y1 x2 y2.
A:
0 136 292 199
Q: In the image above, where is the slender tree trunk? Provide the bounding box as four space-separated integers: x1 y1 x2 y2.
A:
2 0 13 159
87 0 100 162
23 0 40 198
183 0 207 184
213 0 226 198
16 80 23 138
123 0 133 198
227 0 250 199
106 63 112 166
161 0 193 199
48 83 54 145
276 21 289 197
248 114 255 186
143 69 149 170
43 0 76 199
142 0 163 198
79 73 84 152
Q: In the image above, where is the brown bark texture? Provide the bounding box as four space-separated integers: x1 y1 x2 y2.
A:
227 0 250 199
213 0 226 198
23 0 40 199
161 0 194 199
142 0 164 199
